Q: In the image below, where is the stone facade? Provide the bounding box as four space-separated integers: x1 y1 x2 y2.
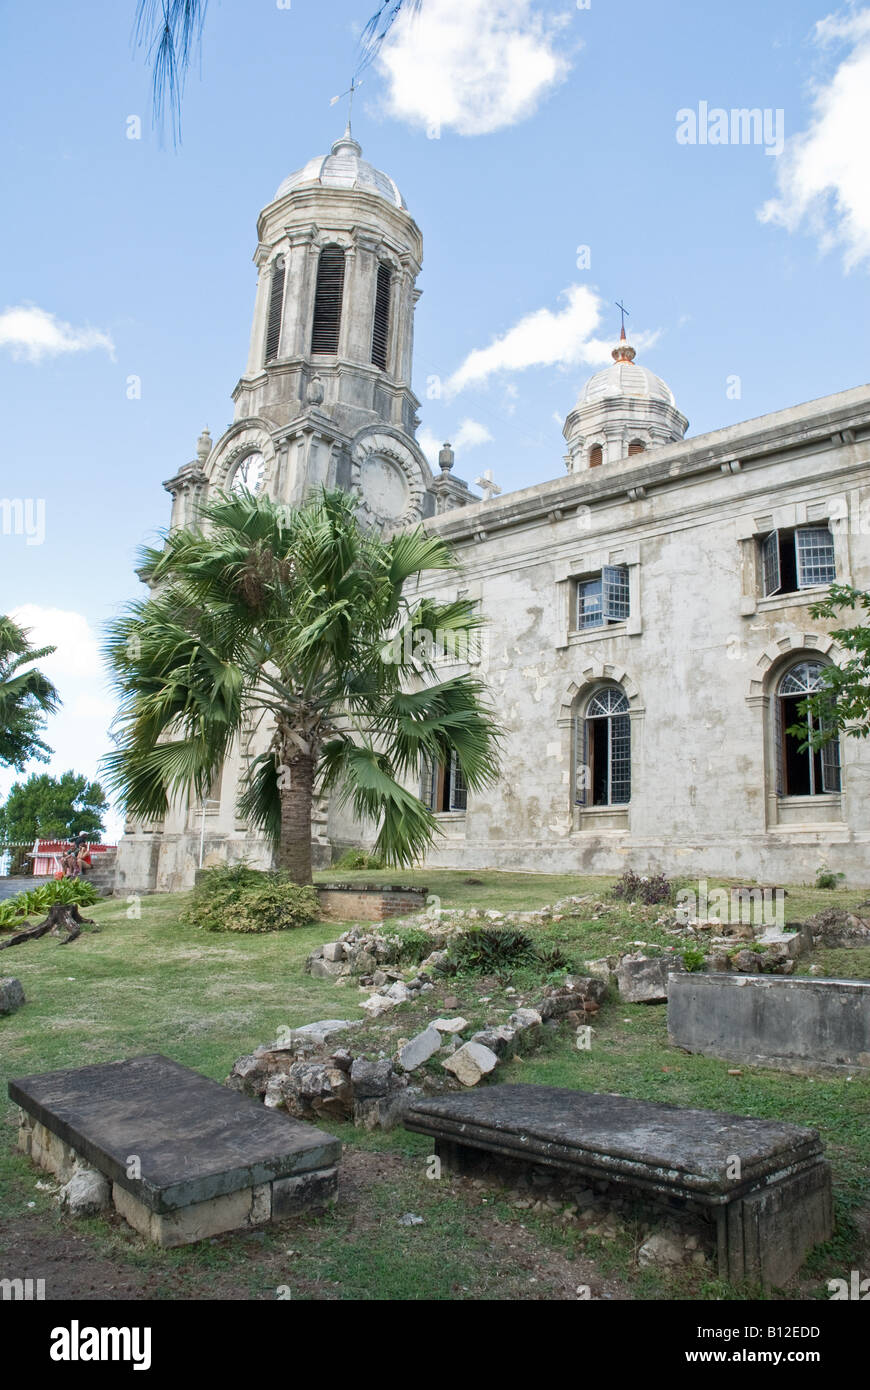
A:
116 129 870 892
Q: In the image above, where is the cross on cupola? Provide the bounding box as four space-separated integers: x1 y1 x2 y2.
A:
612 299 637 365
330 77 363 134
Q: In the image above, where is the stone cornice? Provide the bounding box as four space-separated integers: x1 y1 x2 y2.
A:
424 384 870 544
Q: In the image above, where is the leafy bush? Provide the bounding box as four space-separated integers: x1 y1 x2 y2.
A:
680 946 708 973
387 925 434 964
182 864 320 934
537 944 574 974
610 870 673 905
448 926 538 974
815 867 845 890
0 876 99 929
333 849 385 870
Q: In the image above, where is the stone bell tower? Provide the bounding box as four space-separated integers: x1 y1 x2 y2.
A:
167 124 474 534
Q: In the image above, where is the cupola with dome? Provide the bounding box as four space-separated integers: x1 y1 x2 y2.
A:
563 324 688 473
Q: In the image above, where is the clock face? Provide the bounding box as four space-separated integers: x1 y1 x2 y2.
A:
231 451 265 495
359 455 409 522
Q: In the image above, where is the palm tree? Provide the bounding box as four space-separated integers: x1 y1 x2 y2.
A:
135 1 423 141
0 616 60 771
102 488 500 884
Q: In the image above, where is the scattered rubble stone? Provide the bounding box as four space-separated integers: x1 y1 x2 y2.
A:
616 954 685 1003
398 1026 442 1072
443 1041 499 1087
59 1164 111 1217
0 977 25 1015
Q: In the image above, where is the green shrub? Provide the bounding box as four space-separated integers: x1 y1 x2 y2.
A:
448 926 538 974
680 946 707 973
182 864 319 934
537 944 575 974
0 876 99 929
387 925 434 964
334 849 385 870
815 867 845 890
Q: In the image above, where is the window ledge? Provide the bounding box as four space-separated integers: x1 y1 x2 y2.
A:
573 805 630 832
754 585 831 614
432 811 466 822
566 624 628 646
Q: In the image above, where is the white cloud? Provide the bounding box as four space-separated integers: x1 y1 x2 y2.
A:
377 0 573 136
446 285 662 394
11 605 101 678
759 8 870 270
0 304 115 364
418 417 493 466
1 606 121 838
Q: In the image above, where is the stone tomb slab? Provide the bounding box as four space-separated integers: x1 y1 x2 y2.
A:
404 1084 832 1286
10 1054 341 1246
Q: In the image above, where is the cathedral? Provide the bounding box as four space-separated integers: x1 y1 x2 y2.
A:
115 128 870 894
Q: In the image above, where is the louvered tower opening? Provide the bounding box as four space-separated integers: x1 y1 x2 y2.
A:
264 257 285 363
371 263 392 371
311 247 346 355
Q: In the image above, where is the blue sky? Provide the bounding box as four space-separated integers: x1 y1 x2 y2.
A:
1 0 868 835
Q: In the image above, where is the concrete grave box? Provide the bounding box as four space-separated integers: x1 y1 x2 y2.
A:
10 1054 341 1246
668 972 870 1073
405 1083 833 1287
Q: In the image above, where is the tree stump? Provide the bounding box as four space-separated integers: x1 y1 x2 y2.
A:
0 902 96 950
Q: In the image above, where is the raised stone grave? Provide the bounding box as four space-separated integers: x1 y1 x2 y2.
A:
404 1083 833 1287
669 971 870 1073
10 1054 341 1246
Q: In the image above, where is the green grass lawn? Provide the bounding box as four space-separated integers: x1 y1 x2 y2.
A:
0 872 868 1301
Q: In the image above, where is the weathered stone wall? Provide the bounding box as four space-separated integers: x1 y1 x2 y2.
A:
330 387 870 884
668 972 870 1072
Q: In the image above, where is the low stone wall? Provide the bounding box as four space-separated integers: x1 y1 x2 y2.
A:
668 972 870 1073
316 883 428 921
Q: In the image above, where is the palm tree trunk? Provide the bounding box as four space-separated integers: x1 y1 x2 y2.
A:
277 753 314 884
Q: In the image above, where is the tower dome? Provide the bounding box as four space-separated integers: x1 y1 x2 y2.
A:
563 327 688 473
273 128 407 210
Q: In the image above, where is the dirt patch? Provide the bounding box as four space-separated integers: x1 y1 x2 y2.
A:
0 1146 629 1301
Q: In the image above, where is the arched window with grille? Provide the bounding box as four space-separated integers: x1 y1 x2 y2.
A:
627 439 646 456
775 660 841 796
371 263 392 370
264 256 285 364
311 246 346 355
576 686 631 806
588 443 603 468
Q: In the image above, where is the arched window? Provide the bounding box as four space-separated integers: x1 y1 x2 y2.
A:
371 263 392 370
588 444 603 468
576 686 631 806
775 660 840 796
264 256 285 363
311 247 346 354
628 439 646 456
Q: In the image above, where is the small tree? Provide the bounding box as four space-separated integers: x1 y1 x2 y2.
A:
2 771 108 842
790 585 870 748
0 615 60 770
103 488 501 884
